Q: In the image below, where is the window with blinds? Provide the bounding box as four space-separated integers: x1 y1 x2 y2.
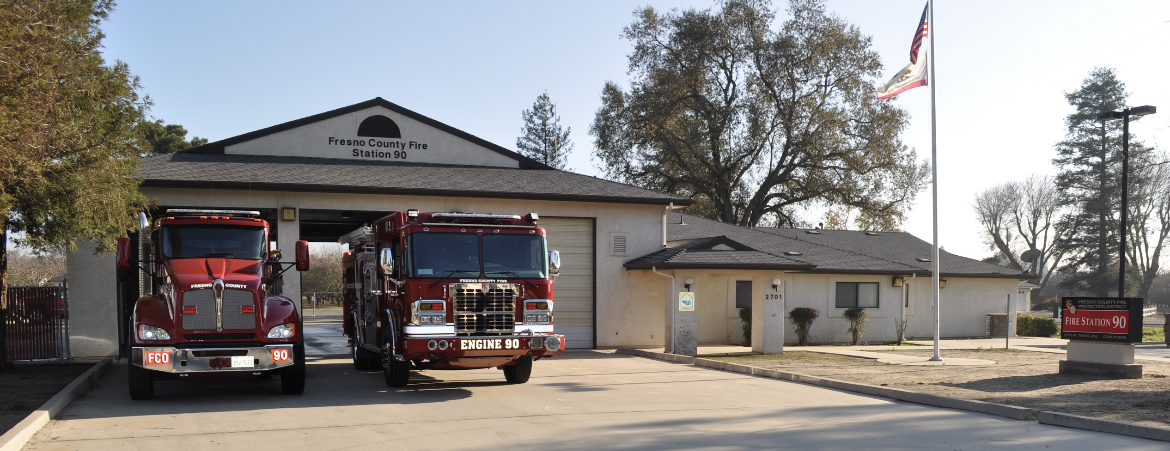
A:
835 282 879 308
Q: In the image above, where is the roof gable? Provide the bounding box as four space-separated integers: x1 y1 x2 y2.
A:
186 98 550 169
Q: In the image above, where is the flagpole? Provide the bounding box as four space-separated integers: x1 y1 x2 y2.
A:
927 0 942 362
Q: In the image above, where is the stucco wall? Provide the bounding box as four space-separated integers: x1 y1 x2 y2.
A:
782 273 1020 345
664 269 1023 346
65 241 120 358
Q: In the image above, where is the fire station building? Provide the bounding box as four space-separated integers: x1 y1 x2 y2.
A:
66 98 1027 359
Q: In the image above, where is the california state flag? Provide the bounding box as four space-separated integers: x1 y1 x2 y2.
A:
877 53 928 100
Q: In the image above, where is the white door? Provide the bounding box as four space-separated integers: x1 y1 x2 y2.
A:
541 217 595 349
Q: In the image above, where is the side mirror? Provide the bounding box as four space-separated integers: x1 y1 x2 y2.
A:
116 237 132 270
379 247 395 275
295 240 310 271
548 250 561 279
138 212 149 230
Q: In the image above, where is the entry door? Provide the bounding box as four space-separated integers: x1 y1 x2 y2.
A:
540 217 595 349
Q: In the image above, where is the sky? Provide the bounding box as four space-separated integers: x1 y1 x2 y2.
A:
90 0 1170 261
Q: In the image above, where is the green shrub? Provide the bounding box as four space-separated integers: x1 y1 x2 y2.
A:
739 306 752 347
788 307 819 346
843 307 868 345
1016 315 1058 337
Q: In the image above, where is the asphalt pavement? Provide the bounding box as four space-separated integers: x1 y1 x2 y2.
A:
20 317 1169 450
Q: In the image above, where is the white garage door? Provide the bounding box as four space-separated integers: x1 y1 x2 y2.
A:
541 217 594 349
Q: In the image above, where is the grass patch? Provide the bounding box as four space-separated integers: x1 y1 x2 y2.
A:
973 346 1022 353
1144 327 1165 343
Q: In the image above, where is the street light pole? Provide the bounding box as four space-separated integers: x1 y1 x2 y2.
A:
1119 112 1129 298
1098 105 1156 298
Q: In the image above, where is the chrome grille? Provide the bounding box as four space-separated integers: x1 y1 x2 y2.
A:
450 283 517 335
181 288 256 331
222 289 256 330
182 289 217 331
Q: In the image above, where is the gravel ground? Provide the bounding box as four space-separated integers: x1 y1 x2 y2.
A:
0 362 92 435
717 349 1170 429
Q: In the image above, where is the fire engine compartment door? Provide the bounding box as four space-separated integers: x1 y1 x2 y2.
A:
361 258 378 344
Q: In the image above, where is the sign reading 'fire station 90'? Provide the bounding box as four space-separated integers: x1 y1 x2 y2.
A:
1060 297 1143 343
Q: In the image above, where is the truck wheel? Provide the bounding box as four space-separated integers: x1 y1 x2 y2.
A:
281 343 306 395
384 357 410 387
503 356 532 384
128 362 154 400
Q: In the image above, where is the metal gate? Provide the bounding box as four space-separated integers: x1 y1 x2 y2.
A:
4 286 70 361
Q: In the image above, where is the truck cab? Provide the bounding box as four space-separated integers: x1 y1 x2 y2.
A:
116 209 310 400
342 210 565 387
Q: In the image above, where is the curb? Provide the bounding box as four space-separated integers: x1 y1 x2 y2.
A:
1039 411 1170 442
0 357 114 451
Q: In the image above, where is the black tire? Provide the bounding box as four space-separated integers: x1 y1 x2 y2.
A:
281 343 306 395
384 357 410 387
128 361 154 400
503 356 532 384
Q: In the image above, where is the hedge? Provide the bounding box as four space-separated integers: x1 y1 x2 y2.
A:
1017 315 1058 337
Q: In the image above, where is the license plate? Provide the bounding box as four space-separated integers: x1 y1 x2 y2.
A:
231 356 255 368
144 351 170 365
460 338 522 350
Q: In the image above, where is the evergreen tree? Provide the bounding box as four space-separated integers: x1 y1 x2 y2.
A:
0 0 150 369
140 120 208 155
1052 68 1153 296
516 92 572 170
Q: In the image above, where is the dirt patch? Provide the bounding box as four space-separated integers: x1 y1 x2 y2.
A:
717 349 1170 429
0 362 93 435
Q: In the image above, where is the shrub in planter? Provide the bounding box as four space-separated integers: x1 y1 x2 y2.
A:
1016 315 1058 337
739 306 752 347
843 307 868 345
788 307 819 346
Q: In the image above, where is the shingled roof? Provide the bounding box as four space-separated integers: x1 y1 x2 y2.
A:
625 212 1026 278
136 152 691 206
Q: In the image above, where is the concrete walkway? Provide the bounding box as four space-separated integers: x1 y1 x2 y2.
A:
631 335 1170 364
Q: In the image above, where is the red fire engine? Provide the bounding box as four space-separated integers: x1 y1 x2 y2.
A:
116 209 310 400
341 210 565 386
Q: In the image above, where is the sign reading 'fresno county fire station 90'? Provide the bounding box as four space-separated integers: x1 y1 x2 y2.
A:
1060 297 1143 343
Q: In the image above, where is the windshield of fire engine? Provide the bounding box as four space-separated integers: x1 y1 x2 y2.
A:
161 226 266 260
408 233 546 278
482 235 546 278
409 233 480 277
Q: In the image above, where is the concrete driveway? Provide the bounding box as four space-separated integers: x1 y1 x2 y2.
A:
22 314 1167 450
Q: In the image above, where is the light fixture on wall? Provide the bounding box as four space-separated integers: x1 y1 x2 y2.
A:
684 278 694 291
772 278 781 290
893 276 904 287
281 208 296 221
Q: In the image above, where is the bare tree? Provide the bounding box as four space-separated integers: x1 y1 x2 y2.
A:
1126 153 1170 299
974 182 1022 269
973 174 1067 291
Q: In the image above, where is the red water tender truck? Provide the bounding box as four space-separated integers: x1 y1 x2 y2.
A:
116 209 310 400
341 210 565 387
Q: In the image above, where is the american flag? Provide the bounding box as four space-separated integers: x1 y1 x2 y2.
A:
910 3 928 64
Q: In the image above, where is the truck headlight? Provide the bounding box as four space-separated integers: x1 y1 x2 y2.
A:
524 299 553 324
267 323 296 338
411 300 446 325
137 324 171 341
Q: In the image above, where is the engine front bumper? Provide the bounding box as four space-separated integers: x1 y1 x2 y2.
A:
130 345 296 373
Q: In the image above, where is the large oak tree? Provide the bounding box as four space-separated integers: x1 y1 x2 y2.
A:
590 0 927 228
